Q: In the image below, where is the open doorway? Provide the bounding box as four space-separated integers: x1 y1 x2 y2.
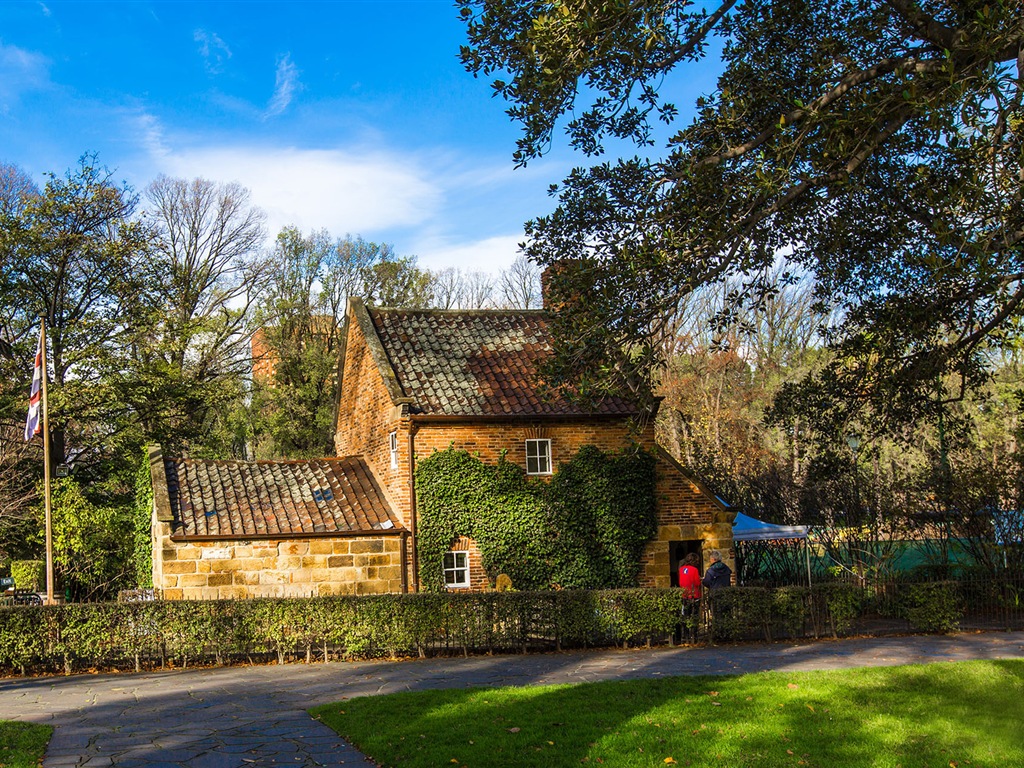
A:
669 540 703 586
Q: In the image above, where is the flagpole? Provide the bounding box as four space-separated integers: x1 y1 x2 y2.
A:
40 318 54 606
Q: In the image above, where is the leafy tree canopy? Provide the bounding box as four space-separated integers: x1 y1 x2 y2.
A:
459 0 1024 437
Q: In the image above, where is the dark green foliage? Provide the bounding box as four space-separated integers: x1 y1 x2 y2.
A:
45 478 136 601
0 590 684 673
459 0 1024 433
132 451 153 589
903 581 964 633
415 449 550 590
811 582 863 638
547 445 658 589
1 578 1016 674
415 445 657 591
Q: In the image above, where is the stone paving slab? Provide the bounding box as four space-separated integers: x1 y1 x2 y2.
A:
1 631 1021 767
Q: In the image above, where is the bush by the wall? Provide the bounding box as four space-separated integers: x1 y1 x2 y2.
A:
10 560 43 591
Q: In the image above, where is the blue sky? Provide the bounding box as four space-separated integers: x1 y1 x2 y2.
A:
0 1 721 273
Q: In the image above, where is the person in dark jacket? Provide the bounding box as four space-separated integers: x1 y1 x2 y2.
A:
702 550 732 590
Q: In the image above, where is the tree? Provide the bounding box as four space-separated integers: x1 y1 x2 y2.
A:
460 0 1024 434
252 229 422 458
362 255 434 308
125 176 267 456
0 155 152 473
499 255 542 309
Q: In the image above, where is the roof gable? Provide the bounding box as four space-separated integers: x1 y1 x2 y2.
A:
164 456 402 539
364 306 637 417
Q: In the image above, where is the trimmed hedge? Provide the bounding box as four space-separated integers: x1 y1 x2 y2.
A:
0 579 1013 676
0 590 688 674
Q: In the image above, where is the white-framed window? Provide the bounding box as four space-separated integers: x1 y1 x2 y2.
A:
443 551 470 588
389 430 399 470
525 438 552 475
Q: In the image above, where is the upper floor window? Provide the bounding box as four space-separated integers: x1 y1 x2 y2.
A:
389 431 399 469
525 438 552 475
444 551 470 588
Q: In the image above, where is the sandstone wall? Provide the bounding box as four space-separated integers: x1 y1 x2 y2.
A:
152 520 405 600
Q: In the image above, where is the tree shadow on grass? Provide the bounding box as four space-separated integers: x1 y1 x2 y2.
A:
312 660 1024 768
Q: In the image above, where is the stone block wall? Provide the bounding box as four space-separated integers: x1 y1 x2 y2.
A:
636 450 736 588
153 532 405 600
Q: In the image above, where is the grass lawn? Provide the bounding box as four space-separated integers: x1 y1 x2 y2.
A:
0 721 52 768
311 659 1024 768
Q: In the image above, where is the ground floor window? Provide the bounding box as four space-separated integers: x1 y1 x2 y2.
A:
525 438 552 475
443 551 470 588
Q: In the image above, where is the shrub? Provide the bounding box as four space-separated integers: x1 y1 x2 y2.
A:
903 581 964 633
811 582 863 637
10 560 43 591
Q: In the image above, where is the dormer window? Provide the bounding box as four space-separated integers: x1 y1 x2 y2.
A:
389 431 399 469
525 439 552 475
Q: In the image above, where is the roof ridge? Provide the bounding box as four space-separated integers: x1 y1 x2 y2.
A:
370 307 548 316
166 455 367 466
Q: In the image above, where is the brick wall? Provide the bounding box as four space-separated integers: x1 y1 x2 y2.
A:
447 535 488 591
329 306 734 595
152 514 404 599
412 419 645 473
251 328 276 385
334 314 412 527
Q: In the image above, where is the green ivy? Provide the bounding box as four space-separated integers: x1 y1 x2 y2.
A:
132 451 154 589
415 445 657 592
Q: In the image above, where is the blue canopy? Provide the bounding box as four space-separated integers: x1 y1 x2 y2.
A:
732 512 809 542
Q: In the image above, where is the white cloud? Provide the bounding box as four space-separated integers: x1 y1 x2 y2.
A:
265 54 299 118
0 42 50 105
157 145 441 237
127 109 171 159
193 29 232 74
413 234 523 273
38 3 51 17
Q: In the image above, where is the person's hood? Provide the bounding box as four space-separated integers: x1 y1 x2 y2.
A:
708 561 730 572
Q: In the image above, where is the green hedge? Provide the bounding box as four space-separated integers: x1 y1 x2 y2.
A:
0 589 688 674
0 579 1013 675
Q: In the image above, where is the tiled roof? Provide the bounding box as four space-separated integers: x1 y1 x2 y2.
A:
164 456 402 538
367 308 637 417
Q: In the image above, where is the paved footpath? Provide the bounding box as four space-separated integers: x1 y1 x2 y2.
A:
1 631 1022 768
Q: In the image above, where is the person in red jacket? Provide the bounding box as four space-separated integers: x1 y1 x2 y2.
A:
678 553 702 599
677 552 702 643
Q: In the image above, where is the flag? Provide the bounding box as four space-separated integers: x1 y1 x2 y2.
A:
25 328 43 441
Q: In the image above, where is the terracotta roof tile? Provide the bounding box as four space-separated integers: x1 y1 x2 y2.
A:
164 456 403 539
368 308 637 417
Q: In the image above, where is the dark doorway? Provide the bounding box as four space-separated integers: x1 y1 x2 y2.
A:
669 540 703 586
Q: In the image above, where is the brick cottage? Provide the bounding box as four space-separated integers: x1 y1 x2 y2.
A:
150 298 735 599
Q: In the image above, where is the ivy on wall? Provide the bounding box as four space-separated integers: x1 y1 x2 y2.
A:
133 452 153 589
415 445 657 591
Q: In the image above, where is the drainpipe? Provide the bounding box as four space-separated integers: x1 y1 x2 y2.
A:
407 422 420 592
399 531 409 594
